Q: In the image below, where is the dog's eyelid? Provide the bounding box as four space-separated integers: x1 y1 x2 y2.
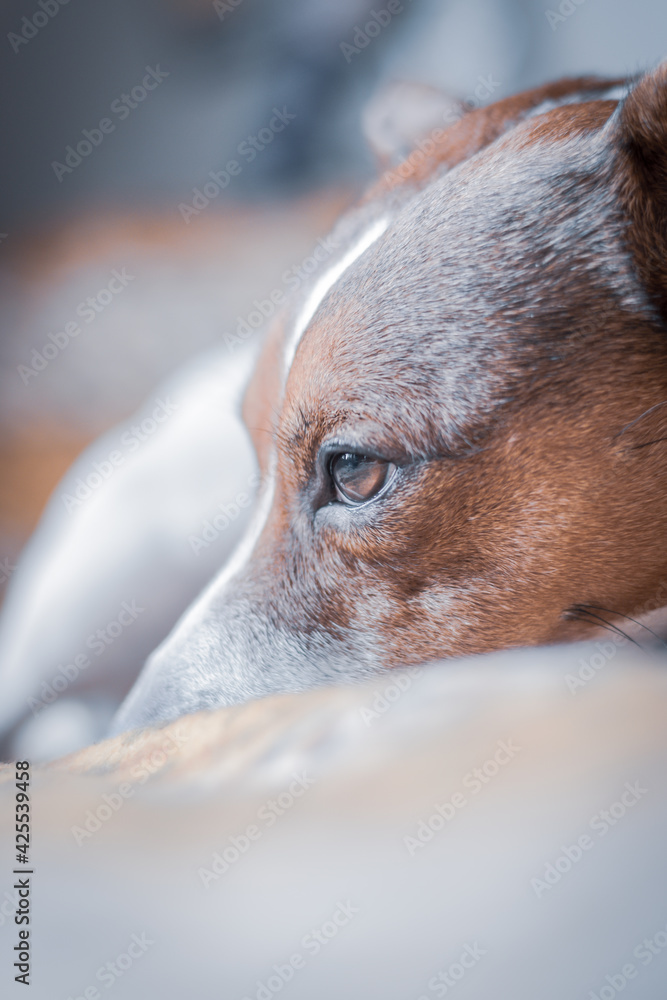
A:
317 435 404 466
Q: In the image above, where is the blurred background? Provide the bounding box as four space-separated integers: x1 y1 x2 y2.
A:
2 9 667 988
1 0 666 600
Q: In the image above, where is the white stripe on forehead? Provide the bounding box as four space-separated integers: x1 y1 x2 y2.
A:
142 219 390 659
220 220 387 594
282 216 389 382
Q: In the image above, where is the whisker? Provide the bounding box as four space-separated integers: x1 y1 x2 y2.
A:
614 400 667 440
628 435 667 451
245 425 275 439
564 613 631 642
578 604 667 649
565 607 643 648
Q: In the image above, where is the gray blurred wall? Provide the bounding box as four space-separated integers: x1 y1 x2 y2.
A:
1 0 666 232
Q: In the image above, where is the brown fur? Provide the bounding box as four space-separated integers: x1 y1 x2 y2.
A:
243 65 667 664
116 65 667 731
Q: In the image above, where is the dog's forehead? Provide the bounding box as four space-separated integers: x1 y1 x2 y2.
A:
280 103 641 455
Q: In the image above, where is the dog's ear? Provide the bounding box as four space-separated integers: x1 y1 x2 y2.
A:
362 81 465 167
615 62 667 320
368 75 625 195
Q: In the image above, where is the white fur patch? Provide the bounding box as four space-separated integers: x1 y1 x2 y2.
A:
217 219 388 593
282 217 389 380
142 218 390 660
600 84 629 102
524 84 630 126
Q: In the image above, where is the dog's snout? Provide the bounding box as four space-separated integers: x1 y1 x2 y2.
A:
111 581 383 735
111 596 270 732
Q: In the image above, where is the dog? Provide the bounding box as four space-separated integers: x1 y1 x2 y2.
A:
4 64 667 746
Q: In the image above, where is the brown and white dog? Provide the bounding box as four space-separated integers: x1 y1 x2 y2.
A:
3 65 667 746
109 62 667 732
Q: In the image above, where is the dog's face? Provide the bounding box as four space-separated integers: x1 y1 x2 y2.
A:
114 66 667 731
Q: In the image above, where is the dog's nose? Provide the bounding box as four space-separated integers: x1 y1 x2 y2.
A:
110 576 385 735
109 601 250 733
110 649 209 734
109 593 307 734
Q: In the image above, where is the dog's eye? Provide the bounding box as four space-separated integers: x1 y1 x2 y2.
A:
330 453 396 505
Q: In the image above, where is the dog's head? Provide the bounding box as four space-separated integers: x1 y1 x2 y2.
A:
115 64 667 731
